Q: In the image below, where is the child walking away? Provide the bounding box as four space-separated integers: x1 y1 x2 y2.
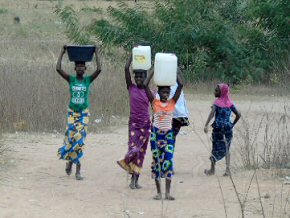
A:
56 45 102 180
204 83 241 176
117 52 151 189
144 71 183 201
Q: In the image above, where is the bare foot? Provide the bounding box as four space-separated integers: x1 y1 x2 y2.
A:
65 162 72 175
75 173 83 180
153 193 162 200
204 169 215 176
129 183 136 189
165 194 175 200
135 183 142 189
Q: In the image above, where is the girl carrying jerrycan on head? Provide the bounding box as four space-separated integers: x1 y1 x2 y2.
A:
204 83 241 176
144 53 183 200
117 45 152 189
155 67 190 141
56 45 102 180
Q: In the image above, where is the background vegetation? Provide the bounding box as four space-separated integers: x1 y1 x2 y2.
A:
0 0 130 132
0 0 289 132
56 0 290 84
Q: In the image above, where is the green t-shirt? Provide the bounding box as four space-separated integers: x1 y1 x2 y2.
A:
69 76 92 112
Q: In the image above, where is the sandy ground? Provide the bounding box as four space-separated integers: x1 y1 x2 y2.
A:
0 96 290 218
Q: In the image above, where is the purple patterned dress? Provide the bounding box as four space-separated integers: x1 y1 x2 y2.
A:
117 84 151 175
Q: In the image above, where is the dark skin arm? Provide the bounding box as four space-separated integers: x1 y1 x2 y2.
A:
56 45 70 82
89 46 102 82
172 73 184 103
144 69 154 103
204 106 216 133
125 54 133 89
231 107 241 126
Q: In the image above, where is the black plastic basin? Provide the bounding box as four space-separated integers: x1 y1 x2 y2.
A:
66 45 96 62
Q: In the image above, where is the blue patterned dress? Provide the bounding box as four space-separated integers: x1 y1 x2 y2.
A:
210 105 236 162
151 127 175 179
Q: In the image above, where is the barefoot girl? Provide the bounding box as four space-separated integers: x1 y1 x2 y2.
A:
144 71 183 200
204 83 241 176
56 45 101 180
117 52 151 189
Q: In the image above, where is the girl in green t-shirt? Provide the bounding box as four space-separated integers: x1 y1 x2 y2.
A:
56 45 102 180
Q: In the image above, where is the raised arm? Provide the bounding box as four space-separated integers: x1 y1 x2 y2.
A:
89 46 102 82
204 106 216 133
231 107 241 127
56 45 70 82
144 69 154 103
125 54 133 89
172 72 184 103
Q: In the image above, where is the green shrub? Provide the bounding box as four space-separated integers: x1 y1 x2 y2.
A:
55 0 290 84
0 8 8 14
81 7 103 13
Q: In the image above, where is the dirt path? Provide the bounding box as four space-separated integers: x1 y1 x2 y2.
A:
0 96 289 218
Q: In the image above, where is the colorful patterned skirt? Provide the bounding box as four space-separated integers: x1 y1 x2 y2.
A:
211 126 233 162
151 126 175 179
57 108 89 164
117 120 151 175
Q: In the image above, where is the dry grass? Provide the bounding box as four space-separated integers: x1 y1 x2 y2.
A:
234 106 290 172
229 104 290 216
0 37 130 132
1 0 289 133
191 113 290 218
0 0 134 132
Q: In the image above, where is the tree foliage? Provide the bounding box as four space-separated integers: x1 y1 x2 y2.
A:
55 0 290 84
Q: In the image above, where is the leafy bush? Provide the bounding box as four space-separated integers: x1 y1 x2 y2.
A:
0 8 8 14
55 0 290 84
81 7 103 13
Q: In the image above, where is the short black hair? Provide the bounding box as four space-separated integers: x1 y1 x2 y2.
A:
133 69 147 78
158 86 170 92
133 69 147 74
75 61 86 65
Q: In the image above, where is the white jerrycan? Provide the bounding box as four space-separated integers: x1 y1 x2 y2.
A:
154 53 177 86
132 46 151 70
